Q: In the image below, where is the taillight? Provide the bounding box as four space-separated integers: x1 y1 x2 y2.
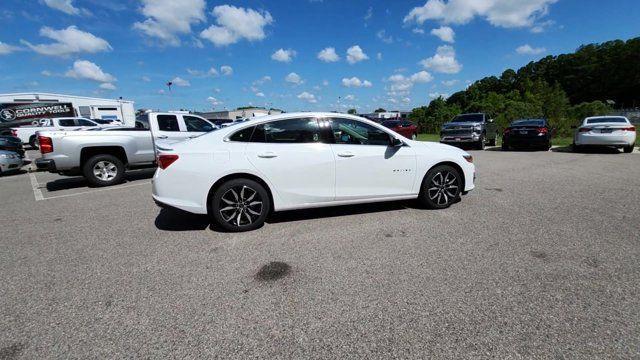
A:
39 136 53 154
503 128 511 135
157 154 179 169
622 126 636 132
578 127 591 133
538 127 548 134
10 129 17 137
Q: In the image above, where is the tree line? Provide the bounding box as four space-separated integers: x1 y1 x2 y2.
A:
409 37 640 137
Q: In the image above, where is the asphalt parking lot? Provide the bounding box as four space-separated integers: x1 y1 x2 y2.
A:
1 147 639 358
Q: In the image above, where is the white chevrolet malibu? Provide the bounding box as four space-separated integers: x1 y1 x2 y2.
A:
152 113 475 231
573 116 636 153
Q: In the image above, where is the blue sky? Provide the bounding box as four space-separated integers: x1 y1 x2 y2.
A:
0 0 638 113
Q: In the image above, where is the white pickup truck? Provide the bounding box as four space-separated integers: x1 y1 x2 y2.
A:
35 112 217 186
11 117 102 149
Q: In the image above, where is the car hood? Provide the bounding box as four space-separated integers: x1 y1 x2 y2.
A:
408 139 470 157
442 122 481 128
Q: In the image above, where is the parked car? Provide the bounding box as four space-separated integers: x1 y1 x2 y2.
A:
0 150 23 175
572 116 636 153
440 113 498 150
11 117 102 149
381 120 419 140
152 112 476 232
0 135 25 158
502 119 552 151
35 112 216 186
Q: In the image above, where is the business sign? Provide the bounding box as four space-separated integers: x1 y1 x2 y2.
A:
0 102 76 126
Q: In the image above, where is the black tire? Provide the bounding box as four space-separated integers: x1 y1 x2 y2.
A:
418 165 462 209
82 154 125 187
475 136 485 150
501 141 509 151
487 135 497 146
211 178 271 232
623 145 634 153
29 135 38 150
572 143 582 153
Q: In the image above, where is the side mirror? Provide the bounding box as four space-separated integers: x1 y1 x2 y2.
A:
391 137 404 147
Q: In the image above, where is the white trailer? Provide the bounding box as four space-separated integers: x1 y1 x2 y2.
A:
0 92 135 129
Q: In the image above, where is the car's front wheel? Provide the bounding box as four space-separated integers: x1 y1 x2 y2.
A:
211 178 271 232
83 154 125 187
419 165 462 209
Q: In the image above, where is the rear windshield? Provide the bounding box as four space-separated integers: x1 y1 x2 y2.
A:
381 120 400 128
586 117 628 124
511 120 545 127
452 114 484 123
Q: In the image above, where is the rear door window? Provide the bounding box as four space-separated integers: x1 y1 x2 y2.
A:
329 118 391 146
183 116 214 132
77 119 96 126
157 115 180 132
252 118 321 143
58 119 76 127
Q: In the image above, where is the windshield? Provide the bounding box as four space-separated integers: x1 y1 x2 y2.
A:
452 114 484 123
586 117 628 124
511 119 545 127
381 120 400 128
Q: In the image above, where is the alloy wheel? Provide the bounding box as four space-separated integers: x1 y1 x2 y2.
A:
93 161 118 181
219 185 264 227
427 171 459 206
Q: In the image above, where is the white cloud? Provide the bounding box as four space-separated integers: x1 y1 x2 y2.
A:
297 91 317 103
170 76 190 87
387 71 433 93
344 94 355 101
271 48 296 62
255 92 265 97
22 26 111 57
429 92 449 99
402 97 411 104
376 30 393 44
376 52 382 60
141 76 151 82
420 45 462 74
322 80 329 86
220 65 233 76
41 70 52 76
431 26 455 43
65 60 116 83
187 67 220 77
442 79 459 86
253 75 271 85
285 72 303 85
0 42 20 55
207 96 223 106
364 7 373 21
516 44 546 55
200 5 273 47
412 28 425 34
346 45 369 64
342 77 373 88
43 0 89 16
99 82 117 90
404 0 558 29
133 0 206 46
317 47 340 62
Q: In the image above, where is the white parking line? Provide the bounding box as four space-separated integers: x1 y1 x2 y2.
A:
40 181 151 201
29 172 44 201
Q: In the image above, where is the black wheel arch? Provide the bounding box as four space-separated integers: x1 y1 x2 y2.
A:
206 173 275 216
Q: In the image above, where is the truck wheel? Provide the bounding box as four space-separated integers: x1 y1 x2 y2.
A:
83 154 125 187
501 141 509 151
419 165 461 209
210 178 271 232
29 135 39 150
488 134 497 146
623 145 634 153
475 136 485 150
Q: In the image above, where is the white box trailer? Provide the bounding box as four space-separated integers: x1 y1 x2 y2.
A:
0 92 135 129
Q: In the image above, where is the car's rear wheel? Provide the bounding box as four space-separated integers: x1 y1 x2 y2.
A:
29 135 38 150
623 145 634 153
419 165 461 209
501 141 509 151
83 154 125 187
475 135 485 150
211 179 271 232
572 142 582 152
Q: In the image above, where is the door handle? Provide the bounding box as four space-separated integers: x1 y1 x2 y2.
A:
188 135 198 139
258 152 278 158
157 135 168 139
337 152 355 158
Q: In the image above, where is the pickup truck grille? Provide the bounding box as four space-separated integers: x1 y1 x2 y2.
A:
441 128 474 136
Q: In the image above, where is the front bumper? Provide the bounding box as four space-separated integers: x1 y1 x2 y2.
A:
0 158 23 172
35 158 57 172
440 132 481 144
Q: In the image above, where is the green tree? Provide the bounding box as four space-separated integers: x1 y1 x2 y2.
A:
347 108 357 115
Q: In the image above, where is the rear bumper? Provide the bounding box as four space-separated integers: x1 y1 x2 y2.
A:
504 136 549 146
35 158 57 172
575 132 636 146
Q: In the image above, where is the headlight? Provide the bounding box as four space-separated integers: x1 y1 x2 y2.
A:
0 154 16 159
463 155 473 163
473 125 482 132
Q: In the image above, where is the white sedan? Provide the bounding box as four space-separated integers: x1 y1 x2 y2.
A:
152 113 476 232
573 116 636 153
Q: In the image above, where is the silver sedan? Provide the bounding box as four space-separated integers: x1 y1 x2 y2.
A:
0 150 24 175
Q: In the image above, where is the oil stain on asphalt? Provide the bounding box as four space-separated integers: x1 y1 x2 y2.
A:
530 250 548 260
255 262 291 282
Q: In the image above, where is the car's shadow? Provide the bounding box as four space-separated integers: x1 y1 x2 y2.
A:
551 146 622 154
0 169 28 177
486 146 549 152
45 168 156 192
154 200 423 232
